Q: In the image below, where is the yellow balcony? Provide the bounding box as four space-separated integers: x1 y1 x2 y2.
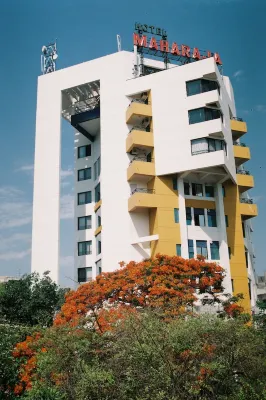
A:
127 159 155 182
237 173 254 193
126 129 154 153
126 101 152 125
231 118 247 140
94 225 102 236
240 199 258 220
128 189 157 212
233 144 250 166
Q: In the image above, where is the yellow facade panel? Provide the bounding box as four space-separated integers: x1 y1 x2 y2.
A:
126 102 152 124
185 199 216 209
237 174 254 192
127 161 155 181
126 130 154 153
233 145 250 162
239 202 258 219
230 119 247 133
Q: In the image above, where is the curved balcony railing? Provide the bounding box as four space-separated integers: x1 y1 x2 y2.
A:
240 198 253 204
237 169 250 175
231 117 243 122
129 126 151 134
129 156 154 165
131 188 155 196
233 141 246 147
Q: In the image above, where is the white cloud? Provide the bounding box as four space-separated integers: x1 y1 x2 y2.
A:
254 105 266 113
61 169 73 178
17 164 34 173
0 248 31 261
0 187 32 230
233 70 243 78
60 194 74 220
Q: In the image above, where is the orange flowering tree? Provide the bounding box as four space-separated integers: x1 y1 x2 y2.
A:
55 254 224 329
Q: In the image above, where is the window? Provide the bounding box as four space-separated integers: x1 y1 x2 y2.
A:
186 79 219 97
78 191 92 205
207 209 217 227
210 241 220 260
205 185 214 198
98 215 101 227
228 246 231 259
78 267 92 283
78 145 91 159
78 216 92 230
192 183 203 197
174 208 179 223
222 186 226 197
248 279 251 300
146 153 152 162
245 250 249 268
231 279 234 292
186 207 192 225
95 183 101 203
78 167 91 181
172 177 177 190
191 138 226 155
194 208 205 227
176 244 181 256
96 259 102 275
242 222 246 238
78 241 92 256
188 107 222 125
94 157 101 180
188 240 194 259
225 215 229 227
97 240 101 255
184 182 190 195
196 240 208 258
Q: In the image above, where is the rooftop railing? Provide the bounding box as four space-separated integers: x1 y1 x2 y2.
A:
240 198 253 204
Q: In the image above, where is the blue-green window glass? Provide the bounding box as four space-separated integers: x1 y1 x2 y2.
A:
174 208 179 223
78 168 91 181
186 207 192 225
78 191 91 205
205 185 214 197
225 215 229 227
78 216 92 230
196 240 208 258
186 79 201 96
95 183 101 202
228 246 231 259
186 79 219 97
176 244 181 256
222 186 226 197
194 208 205 227
78 145 91 159
184 182 190 195
210 241 220 260
188 108 205 124
188 240 194 259
97 240 101 255
78 241 92 256
173 177 178 190
207 209 217 227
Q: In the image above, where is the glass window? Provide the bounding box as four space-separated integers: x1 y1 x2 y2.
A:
192 183 203 197
231 279 234 292
188 107 205 124
96 259 102 275
225 215 229 227
97 240 101 255
78 168 91 181
94 157 101 181
174 208 179 223
176 244 181 256
78 241 92 256
98 215 101 227
207 209 217 227
248 279 251 300
222 186 226 197
228 246 231 259
78 216 92 230
172 177 178 190
245 250 249 268
191 138 208 155
205 185 214 198
95 183 101 203
186 207 192 225
186 79 201 96
78 145 91 159
196 240 208 258
194 208 205 227
210 241 220 260
184 182 190 195
78 191 92 205
78 267 92 283
208 138 216 152
188 240 194 259
242 222 246 238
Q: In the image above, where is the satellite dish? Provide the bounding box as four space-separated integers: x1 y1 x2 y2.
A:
42 45 47 54
52 53 58 60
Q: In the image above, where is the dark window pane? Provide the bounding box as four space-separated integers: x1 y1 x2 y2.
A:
186 207 192 225
192 183 203 197
194 208 205 227
98 215 101 227
184 182 190 195
78 191 91 205
174 208 179 223
173 177 177 190
196 240 208 258
78 168 91 181
176 244 181 256
78 268 86 283
222 186 226 197
228 246 231 259
207 209 217 227
205 185 214 198
78 145 91 159
188 108 205 124
97 240 101 255
242 222 246 238
186 80 201 96
225 215 229 227
210 241 220 260
95 183 101 203
231 278 234 292
78 216 91 230
188 239 194 259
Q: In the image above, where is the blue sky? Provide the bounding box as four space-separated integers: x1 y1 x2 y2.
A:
0 0 265 283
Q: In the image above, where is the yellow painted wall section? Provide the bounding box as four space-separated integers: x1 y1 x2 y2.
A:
185 199 216 210
223 180 251 312
148 176 181 257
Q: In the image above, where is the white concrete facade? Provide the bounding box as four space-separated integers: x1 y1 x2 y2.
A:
31 51 257 308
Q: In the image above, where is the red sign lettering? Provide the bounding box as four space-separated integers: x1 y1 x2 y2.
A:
133 33 147 47
160 40 169 52
149 37 158 50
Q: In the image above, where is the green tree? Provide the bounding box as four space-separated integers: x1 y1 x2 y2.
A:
0 272 68 327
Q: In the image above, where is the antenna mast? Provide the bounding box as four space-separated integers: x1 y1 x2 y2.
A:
41 41 58 74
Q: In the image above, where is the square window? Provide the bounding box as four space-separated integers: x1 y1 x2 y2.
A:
173 177 178 190
188 239 194 259
78 241 92 256
78 267 92 283
205 185 214 198
174 208 179 223
78 145 91 159
210 241 220 260
78 216 92 230
186 207 192 226
196 240 208 258
95 183 101 203
96 259 102 275
194 208 205 227
192 183 203 197
97 240 101 255
78 168 91 181
184 182 190 195
98 215 101 227
176 244 181 256
207 209 217 227
78 191 92 205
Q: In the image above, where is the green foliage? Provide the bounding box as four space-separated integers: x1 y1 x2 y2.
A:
25 314 266 400
0 324 32 399
22 383 66 400
0 272 69 327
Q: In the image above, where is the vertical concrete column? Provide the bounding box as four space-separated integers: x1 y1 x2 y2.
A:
31 76 62 283
178 177 188 258
215 183 232 294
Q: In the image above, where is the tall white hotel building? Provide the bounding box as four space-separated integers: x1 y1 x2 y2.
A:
31 39 258 312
